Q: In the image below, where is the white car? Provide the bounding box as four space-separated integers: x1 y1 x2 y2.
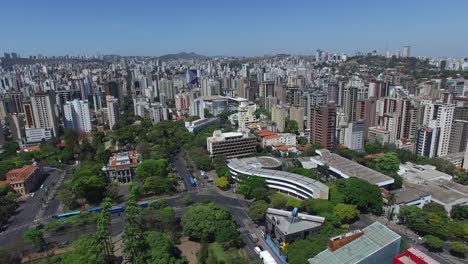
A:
40 184 44 189
254 246 262 254
30 193 35 197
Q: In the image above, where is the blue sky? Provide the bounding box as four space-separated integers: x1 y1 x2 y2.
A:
1 0 467 57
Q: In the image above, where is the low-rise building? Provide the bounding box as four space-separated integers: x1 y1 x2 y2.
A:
226 156 329 199
207 129 256 158
102 151 139 183
393 247 440 264
3 165 44 195
25 128 52 143
265 208 324 246
309 149 395 187
185 117 220 133
368 127 391 145
399 162 468 212
438 152 464 168
309 222 401 264
256 130 297 147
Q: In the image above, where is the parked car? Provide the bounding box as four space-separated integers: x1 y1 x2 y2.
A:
254 246 262 254
249 233 259 243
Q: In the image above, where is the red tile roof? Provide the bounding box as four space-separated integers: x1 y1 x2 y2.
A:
5 165 38 184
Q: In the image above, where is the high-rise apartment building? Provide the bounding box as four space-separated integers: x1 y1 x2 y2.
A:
343 120 365 151
415 121 439 158
106 96 120 131
448 120 468 154
436 104 455 156
63 99 92 132
289 106 305 132
30 91 58 136
309 104 337 150
401 46 411 58
271 105 288 132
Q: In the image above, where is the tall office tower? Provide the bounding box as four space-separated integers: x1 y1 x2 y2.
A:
311 92 328 107
454 102 468 121
23 100 36 128
63 99 92 132
356 98 377 138
106 96 120 131
401 46 411 58
343 120 365 151
415 121 439 158
309 104 337 150
237 77 246 98
6 113 25 142
271 105 288 132
289 106 305 132
436 104 455 157
448 120 468 154
241 64 249 78
159 79 175 100
30 91 58 136
343 86 358 122
265 96 278 112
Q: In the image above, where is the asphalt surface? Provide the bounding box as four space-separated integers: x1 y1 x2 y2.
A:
0 154 260 261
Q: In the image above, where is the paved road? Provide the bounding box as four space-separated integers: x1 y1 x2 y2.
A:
0 155 259 261
0 165 71 249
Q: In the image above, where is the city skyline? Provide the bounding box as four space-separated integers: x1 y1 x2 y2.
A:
1 0 467 57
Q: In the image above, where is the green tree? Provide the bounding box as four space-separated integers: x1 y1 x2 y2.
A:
285 118 299 133
182 202 238 243
297 137 308 145
422 202 448 221
238 176 268 201
123 193 147 264
249 200 270 223
334 203 359 223
450 241 468 257
179 195 193 206
136 159 169 179
215 177 230 189
301 144 321 156
96 198 114 263
376 152 400 173
450 204 468 220
364 141 383 154
454 172 468 185
61 235 105 264
23 228 45 251
336 177 383 214
423 235 445 251
144 231 185 264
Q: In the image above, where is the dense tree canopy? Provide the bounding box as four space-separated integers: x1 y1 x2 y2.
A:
182 202 239 244
376 152 400 173
336 177 383 214
238 176 269 201
248 200 269 223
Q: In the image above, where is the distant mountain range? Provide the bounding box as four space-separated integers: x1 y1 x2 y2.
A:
158 52 210 61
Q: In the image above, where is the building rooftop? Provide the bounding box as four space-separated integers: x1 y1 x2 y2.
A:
266 208 324 235
308 222 401 264
226 158 329 199
5 165 39 184
108 150 138 168
438 152 464 163
237 156 283 169
391 187 431 205
311 149 395 187
399 162 452 183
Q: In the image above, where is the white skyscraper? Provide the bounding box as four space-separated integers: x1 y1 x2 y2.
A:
401 46 411 58
63 99 92 132
106 96 120 130
31 91 58 136
436 104 454 157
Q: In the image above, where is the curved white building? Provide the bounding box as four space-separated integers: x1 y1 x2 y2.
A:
226 157 329 200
